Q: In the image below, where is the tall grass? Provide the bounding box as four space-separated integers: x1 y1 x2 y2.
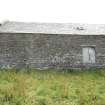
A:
0 69 105 105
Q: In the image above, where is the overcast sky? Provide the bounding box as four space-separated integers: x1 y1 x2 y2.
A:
0 0 105 24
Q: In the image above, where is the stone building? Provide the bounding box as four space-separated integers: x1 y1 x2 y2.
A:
0 21 105 69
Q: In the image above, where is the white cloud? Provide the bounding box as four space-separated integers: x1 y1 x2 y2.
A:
0 0 105 23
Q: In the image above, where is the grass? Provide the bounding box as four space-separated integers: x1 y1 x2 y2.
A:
0 69 105 105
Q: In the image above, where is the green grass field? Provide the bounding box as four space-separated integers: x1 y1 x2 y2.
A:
0 69 105 105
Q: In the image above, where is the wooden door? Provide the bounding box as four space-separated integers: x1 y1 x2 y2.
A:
83 47 95 63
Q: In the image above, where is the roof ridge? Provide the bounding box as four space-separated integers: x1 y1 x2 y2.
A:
8 21 105 25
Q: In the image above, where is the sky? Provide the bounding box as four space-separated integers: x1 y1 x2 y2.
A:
0 0 105 24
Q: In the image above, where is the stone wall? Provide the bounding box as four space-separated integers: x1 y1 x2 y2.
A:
0 33 105 69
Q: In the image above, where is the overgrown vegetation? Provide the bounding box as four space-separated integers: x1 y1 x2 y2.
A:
0 69 105 105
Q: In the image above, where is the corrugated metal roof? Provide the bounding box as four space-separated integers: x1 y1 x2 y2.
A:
0 21 105 35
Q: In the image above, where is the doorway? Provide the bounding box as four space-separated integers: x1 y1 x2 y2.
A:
83 47 95 63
